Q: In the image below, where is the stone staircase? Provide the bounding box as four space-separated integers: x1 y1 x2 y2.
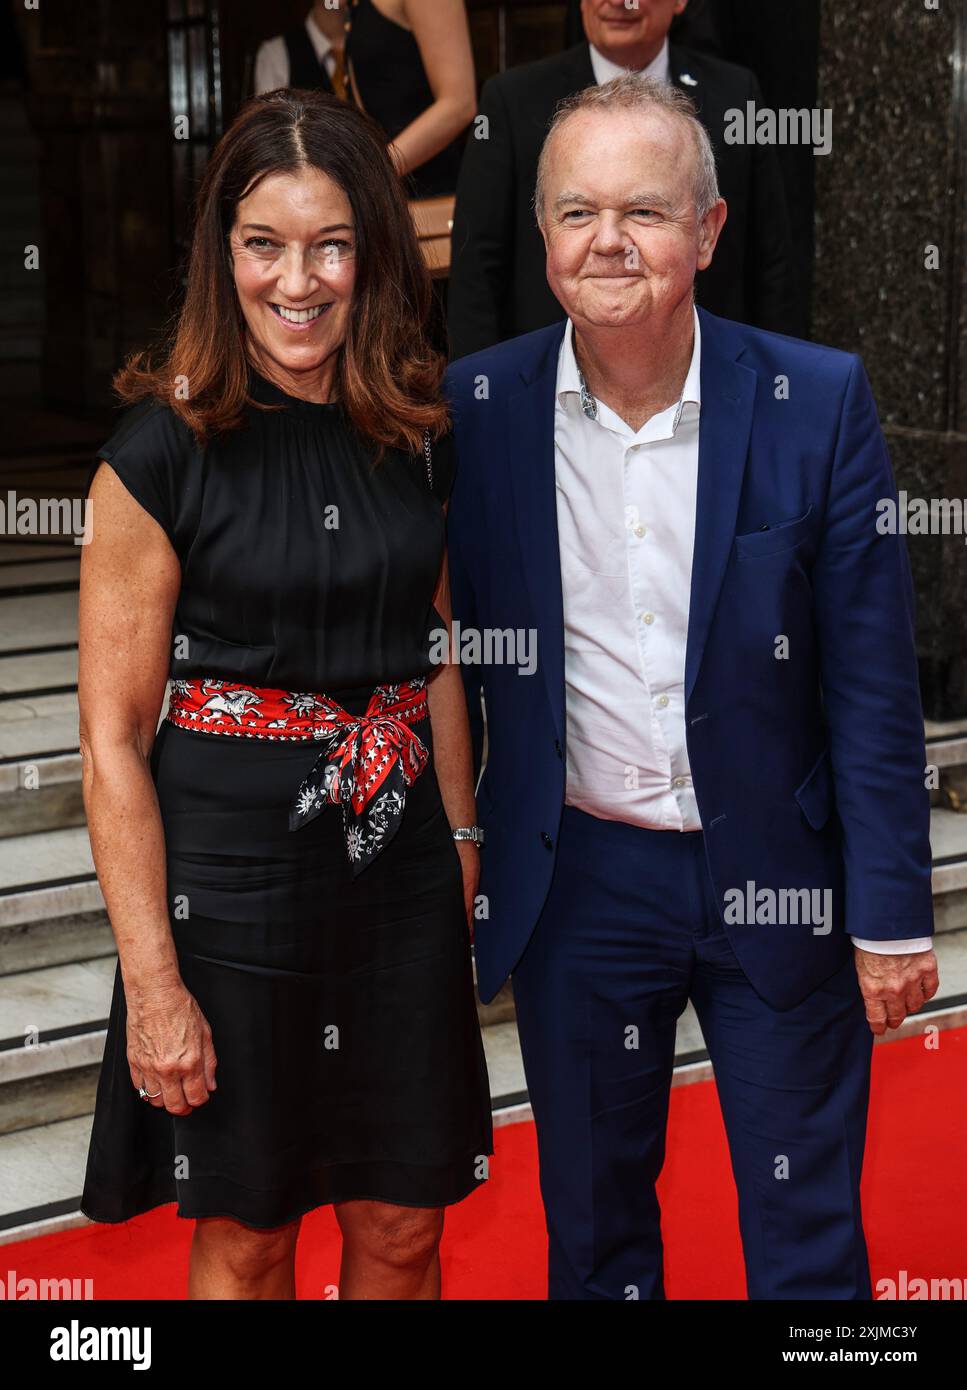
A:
2 533 967 1245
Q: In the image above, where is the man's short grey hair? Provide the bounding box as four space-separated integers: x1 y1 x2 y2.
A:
534 73 720 228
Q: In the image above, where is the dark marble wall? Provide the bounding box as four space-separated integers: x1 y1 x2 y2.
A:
813 0 967 718
15 0 173 414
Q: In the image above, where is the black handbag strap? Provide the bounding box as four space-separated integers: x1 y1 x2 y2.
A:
422 428 433 492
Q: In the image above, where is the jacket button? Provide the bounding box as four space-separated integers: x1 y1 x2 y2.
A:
554 739 563 759
540 831 553 849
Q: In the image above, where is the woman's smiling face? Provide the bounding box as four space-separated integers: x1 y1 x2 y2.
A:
229 166 356 400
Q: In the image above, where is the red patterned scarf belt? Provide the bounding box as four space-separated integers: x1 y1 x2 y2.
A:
164 677 429 877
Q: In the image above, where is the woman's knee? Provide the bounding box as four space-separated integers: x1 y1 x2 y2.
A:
193 1216 300 1280
342 1202 443 1270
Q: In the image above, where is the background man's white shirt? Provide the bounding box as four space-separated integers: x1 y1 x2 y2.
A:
588 39 670 86
254 13 336 95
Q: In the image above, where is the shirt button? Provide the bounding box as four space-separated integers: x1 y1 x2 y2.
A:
633 524 646 538
641 612 654 625
656 694 669 708
673 776 687 788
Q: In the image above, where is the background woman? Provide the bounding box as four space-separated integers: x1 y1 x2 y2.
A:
254 1 476 200
344 0 476 197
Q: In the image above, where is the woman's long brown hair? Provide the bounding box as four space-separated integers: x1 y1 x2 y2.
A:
115 89 448 457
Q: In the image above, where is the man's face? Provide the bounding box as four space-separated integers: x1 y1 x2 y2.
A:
540 107 724 331
581 0 688 62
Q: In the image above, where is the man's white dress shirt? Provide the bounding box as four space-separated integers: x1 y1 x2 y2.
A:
553 311 931 955
254 13 337 96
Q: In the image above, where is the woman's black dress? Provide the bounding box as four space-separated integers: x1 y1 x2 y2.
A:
79 370 493 1229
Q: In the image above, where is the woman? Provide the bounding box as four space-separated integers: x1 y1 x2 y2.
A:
78 89 492 1301
344 0 476 197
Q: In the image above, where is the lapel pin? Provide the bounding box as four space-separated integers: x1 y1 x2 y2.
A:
680 73 698 87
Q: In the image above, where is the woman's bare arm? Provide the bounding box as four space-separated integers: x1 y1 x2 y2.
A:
79 462 216 1113
425 524 479 926
383 0 476 179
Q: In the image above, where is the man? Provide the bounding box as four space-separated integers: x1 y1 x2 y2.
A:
445 75 938 1300
566 0 721 51
254 1 348 99
447 0 799 361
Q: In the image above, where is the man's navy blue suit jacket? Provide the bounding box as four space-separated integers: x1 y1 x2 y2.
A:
444 308 934 1011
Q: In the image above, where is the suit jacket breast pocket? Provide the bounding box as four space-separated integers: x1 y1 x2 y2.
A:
734 504 814 560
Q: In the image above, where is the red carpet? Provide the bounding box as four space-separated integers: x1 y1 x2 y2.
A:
5 1027 965 1299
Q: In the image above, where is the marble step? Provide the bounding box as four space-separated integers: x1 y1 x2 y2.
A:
0 644 77 695
0 825 96 895
0 958 114 1137
0 560 80 594
0 543 83 562
0 828 105 976
0 590 78 651
0 625 82 833
0 691 81 761
927 719 967 804
0 593 82 829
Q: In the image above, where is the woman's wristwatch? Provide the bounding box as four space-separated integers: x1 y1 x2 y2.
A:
452 825 485 846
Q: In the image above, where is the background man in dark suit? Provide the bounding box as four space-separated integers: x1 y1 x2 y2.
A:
447 0 799 360
253 1 349 98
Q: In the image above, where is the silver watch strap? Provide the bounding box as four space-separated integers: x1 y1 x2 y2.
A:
452 825 484 845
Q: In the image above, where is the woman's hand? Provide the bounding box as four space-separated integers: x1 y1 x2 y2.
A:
126 977 218 1115
455 839 480 940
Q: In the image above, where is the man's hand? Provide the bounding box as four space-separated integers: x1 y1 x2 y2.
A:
853 946 939 1036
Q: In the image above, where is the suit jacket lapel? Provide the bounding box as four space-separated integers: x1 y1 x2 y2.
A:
566 41 596 89
685 310 757 703
508 325 568 745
